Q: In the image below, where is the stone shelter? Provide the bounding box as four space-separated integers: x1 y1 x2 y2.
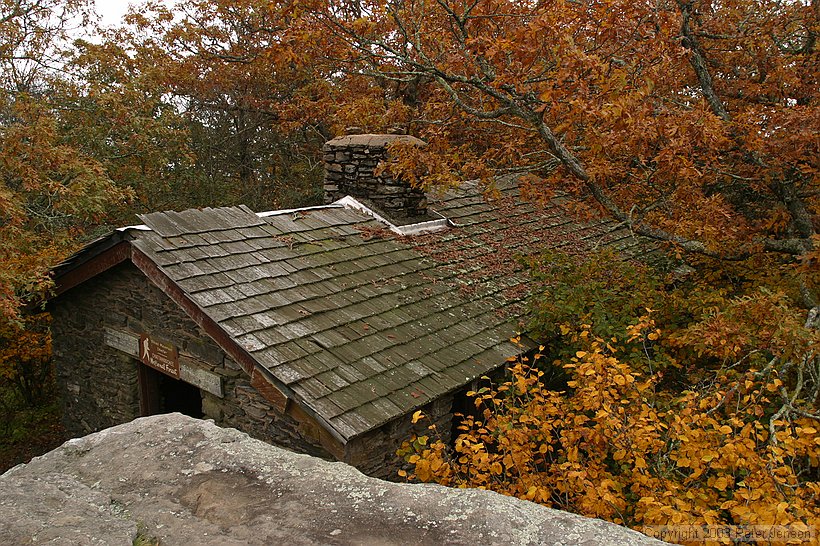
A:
50 134 649 478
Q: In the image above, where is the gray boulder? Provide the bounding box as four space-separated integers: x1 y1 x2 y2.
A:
0 413 667 545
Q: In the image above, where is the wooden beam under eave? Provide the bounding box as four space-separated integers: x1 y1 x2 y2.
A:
249 367 346 459
53 242 132 297
131 247 255 377
129 246 351 449
286 400 346 460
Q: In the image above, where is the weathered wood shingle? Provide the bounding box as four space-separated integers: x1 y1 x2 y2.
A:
124 176 654 441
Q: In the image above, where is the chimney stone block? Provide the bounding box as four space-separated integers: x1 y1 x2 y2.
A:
323 134 428 219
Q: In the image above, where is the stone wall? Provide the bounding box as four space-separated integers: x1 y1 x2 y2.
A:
51 262 330 460
51 267 141 435
323 134 428 219
347 395 455 480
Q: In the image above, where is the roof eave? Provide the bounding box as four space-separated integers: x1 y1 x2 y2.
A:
51 233 132 298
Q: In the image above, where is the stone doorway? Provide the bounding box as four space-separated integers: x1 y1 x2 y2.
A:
138 363 203 418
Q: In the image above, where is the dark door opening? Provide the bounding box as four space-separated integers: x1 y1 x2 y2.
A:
139 363 203 418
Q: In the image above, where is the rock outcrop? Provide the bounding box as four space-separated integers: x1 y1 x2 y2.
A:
0 414 667 545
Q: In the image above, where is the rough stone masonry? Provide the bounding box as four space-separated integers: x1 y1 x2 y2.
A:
0 414 670 546
323 134 429 219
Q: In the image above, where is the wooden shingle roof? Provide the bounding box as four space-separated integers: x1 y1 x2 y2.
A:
130 199 525 439
58 175 653 442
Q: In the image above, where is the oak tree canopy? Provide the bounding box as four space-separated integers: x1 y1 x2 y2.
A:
0 0 818 534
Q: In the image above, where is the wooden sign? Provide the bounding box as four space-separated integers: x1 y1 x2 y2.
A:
139 334 180 378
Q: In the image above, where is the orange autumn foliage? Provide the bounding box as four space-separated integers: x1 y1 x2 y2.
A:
1 1 133 320
399 319 820 542
0 313 53 406
324 0 818 257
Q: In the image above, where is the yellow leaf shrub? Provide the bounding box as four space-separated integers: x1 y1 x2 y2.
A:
398 322 820 543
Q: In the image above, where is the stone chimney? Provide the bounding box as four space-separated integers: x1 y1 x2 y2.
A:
323 134 428 219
